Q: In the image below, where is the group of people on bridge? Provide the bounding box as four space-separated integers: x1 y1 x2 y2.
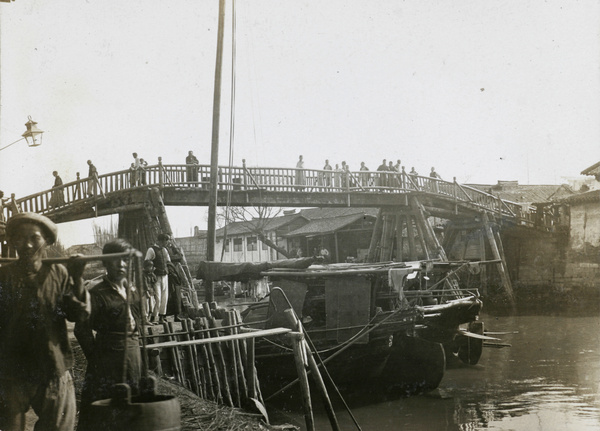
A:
295 155 442 190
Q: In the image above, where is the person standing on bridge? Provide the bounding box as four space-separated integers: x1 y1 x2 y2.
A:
322 159 332 188
50 171 65 208
139 158 148 185
429 167 441 192
295 155 305 191
388 161 400 187
129 163 138 188
186 151 199 184
360 162 370 187
377 159 388 187
145 233 171 324
334 164 342 189
74 239 143 431
87 160 98 196
0 213 90 431
132 153 141 186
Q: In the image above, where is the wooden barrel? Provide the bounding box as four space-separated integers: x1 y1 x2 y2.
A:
88 383 180 431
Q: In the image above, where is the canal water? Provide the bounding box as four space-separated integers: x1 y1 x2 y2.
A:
269 311 600 430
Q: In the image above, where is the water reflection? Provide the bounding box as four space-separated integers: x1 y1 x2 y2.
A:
270 313 600 430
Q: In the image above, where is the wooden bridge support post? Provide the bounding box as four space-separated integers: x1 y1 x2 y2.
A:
380 214 394 261
412 213 430 260
395 215 404 262
482 212 514 304
410 196 448 261
405 214 417 261
367 209 384 263
242 159 248 190
478 230 488 297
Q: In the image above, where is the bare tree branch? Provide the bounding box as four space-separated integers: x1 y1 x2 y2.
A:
218 205 290 258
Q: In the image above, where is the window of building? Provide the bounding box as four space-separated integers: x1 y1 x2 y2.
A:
247 236 257 251
261 239 268 251
224 239 229 252
233 238 243 252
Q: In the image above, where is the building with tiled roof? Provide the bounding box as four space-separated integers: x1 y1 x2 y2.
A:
581 161 600 181
215 207 378 263
467 181 575 205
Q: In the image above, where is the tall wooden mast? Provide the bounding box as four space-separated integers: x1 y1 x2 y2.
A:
206 0 227 302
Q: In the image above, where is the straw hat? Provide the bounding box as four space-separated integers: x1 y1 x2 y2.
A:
6 212 58 245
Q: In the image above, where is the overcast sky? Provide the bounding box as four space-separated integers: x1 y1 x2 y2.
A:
1 0 599 246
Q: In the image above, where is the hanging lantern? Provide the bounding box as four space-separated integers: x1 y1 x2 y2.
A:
22 116 43 147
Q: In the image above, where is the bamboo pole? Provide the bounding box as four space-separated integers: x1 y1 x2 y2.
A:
289 332 315 431
167 322 188 389
231 311 249 401
225 312 241 407
285 309 340 431
0 250 143 264
181 319 201 396
194 318 215 401
247 337 257 401
203 304 234 407
201 317 222 403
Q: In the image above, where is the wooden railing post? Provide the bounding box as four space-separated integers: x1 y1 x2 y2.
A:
158 157 164 189
242 159 247 190
453 176 458 214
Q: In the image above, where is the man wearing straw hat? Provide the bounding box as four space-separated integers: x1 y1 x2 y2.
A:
74 239 143 431
0 212 90 431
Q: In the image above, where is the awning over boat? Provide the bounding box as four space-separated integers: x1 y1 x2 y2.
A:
197 257 316 282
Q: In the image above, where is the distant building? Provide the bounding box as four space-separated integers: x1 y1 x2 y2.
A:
568 163 600 257
215 210 309 263
284 208 378 262
467 180 575 205
215 208 378 263
581 161 600 182
173 226 207 271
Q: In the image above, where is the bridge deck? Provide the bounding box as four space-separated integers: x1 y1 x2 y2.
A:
2 162 551 227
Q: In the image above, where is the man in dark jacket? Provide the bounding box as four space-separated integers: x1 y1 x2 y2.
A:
0 213 89 431
74 239 142 430
185 151 199 184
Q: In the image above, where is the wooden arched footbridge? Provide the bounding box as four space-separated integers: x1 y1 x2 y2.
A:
1 159 568 303
1 159 557 228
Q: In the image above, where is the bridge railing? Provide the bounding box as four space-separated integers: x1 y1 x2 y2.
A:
12 162 540 224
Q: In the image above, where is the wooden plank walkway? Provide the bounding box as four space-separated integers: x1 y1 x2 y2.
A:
1 158 554 228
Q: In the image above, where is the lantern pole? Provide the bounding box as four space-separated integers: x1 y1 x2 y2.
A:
0 117 44 152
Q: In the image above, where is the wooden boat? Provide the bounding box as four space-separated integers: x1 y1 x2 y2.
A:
401 260 495 365
200 259 446 397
